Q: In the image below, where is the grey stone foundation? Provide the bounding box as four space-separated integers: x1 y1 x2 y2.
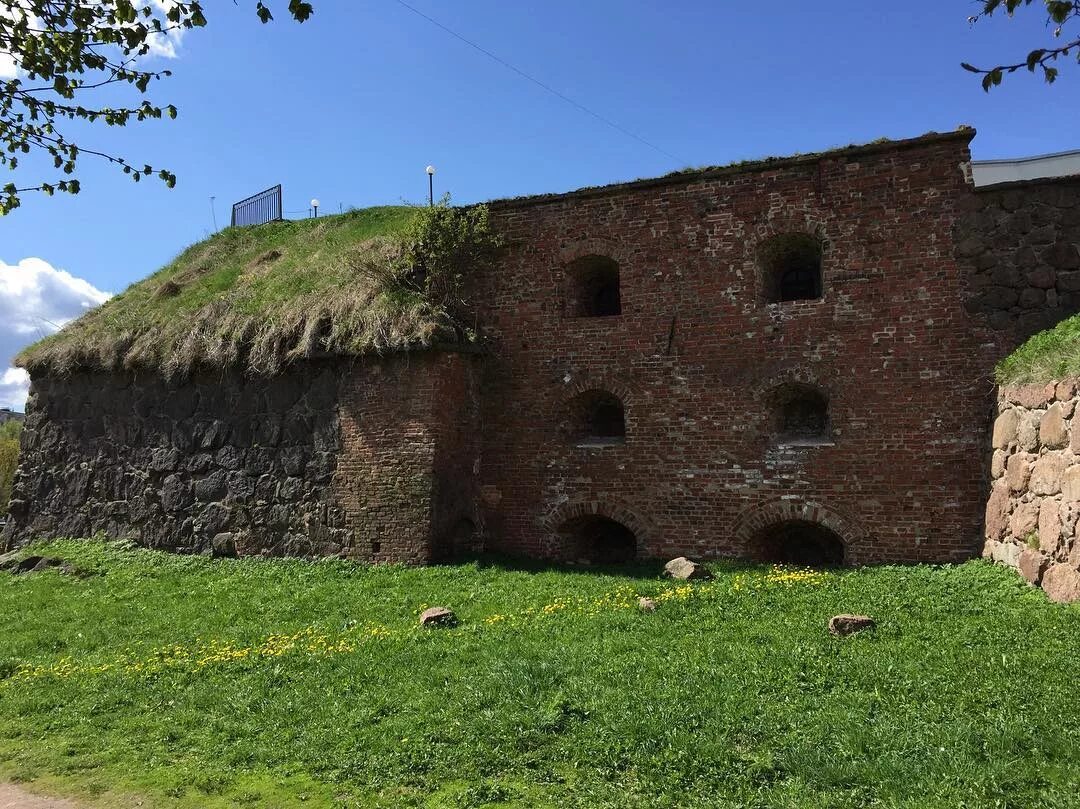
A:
2 364 350 557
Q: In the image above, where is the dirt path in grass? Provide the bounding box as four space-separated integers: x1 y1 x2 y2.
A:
0 784 82 808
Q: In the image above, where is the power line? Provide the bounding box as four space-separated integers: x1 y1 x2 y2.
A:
392 0 685 164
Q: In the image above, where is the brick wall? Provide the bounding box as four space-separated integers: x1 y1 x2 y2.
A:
469 131 997 564
333 351 480 564
9 130 1080 568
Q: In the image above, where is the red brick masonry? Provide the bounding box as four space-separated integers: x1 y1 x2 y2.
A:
469 131 995 564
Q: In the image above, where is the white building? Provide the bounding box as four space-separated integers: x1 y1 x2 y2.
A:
972 149 1080 187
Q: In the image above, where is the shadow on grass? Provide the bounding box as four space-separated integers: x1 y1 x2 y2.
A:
440 551 772 581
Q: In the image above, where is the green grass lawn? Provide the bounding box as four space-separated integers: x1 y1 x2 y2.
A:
2 540 1079 808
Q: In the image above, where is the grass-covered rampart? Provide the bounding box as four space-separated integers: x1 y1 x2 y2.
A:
17 203 499 378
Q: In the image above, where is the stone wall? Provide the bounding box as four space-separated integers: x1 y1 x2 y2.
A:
2 364 347 556
2 353 478 563
986 380 1080 602
957 175 1080 348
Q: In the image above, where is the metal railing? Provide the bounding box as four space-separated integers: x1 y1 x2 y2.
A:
231 184 283 227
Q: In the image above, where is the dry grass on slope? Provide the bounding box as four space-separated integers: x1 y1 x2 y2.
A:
16 206 465 378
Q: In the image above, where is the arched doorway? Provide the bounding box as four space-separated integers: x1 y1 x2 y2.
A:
558 515 637 564
751 520 845 567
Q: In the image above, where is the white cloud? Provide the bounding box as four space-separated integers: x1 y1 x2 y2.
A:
145 0 185 59
0 49 16 79
0 4 34 78
0 257 111 411
0 368 29 411
0 2 183 78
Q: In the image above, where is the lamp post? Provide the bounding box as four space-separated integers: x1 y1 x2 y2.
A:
426 165 435 207
311 198 320 218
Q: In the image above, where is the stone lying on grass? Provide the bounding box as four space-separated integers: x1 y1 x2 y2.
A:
419 606 458 628
638 597 657 612
828 614 876 637
0 555 88 577
663 557 712 581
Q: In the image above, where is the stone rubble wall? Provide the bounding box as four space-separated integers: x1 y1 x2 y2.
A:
1 353 480 563
1 365 349 557
957 176 1080 348
986 378 1080 602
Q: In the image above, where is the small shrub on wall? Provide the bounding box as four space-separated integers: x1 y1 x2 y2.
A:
0 420 21 515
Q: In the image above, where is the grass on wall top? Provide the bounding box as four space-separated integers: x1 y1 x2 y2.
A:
15 205 455 378
996 312 1080 385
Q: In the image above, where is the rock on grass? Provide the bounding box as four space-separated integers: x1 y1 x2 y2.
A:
828 614 876 637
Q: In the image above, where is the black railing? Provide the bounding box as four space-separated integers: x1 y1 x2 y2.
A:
231 184 283 227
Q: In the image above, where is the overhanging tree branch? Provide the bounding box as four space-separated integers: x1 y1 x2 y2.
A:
0 0 314 214
964 0 1080 89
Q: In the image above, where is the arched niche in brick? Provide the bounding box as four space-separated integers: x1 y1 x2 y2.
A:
565 388 626 446
766 382 831 445
732 499 865 567
433 515 480 561
565 255 621 317
557 515 637 564
751 520 845 566
542 499 655 562
757 232 825 303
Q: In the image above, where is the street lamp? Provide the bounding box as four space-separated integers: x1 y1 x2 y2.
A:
425 165 435 207
311 198 320 218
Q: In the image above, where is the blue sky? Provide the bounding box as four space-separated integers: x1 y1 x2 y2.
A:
1 1 1078 408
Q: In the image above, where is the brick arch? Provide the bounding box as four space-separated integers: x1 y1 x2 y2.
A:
561 376 636 405
742 218 834 305
559 377 638 441
731 498 867 563
749 218 831 250
541 497 658 557
745 372 837 440
751 369 832 401
556 237 631 267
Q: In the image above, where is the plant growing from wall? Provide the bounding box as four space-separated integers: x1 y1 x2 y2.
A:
399 196 502 319
363 196 503 344
0 420 21 515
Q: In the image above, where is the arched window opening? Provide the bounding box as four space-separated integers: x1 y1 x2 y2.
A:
433 516 478 562
759 234 823 303
770 384 830 445
559 515 637 565
568 390 626 446
751 520 845 567
566 255 621 317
